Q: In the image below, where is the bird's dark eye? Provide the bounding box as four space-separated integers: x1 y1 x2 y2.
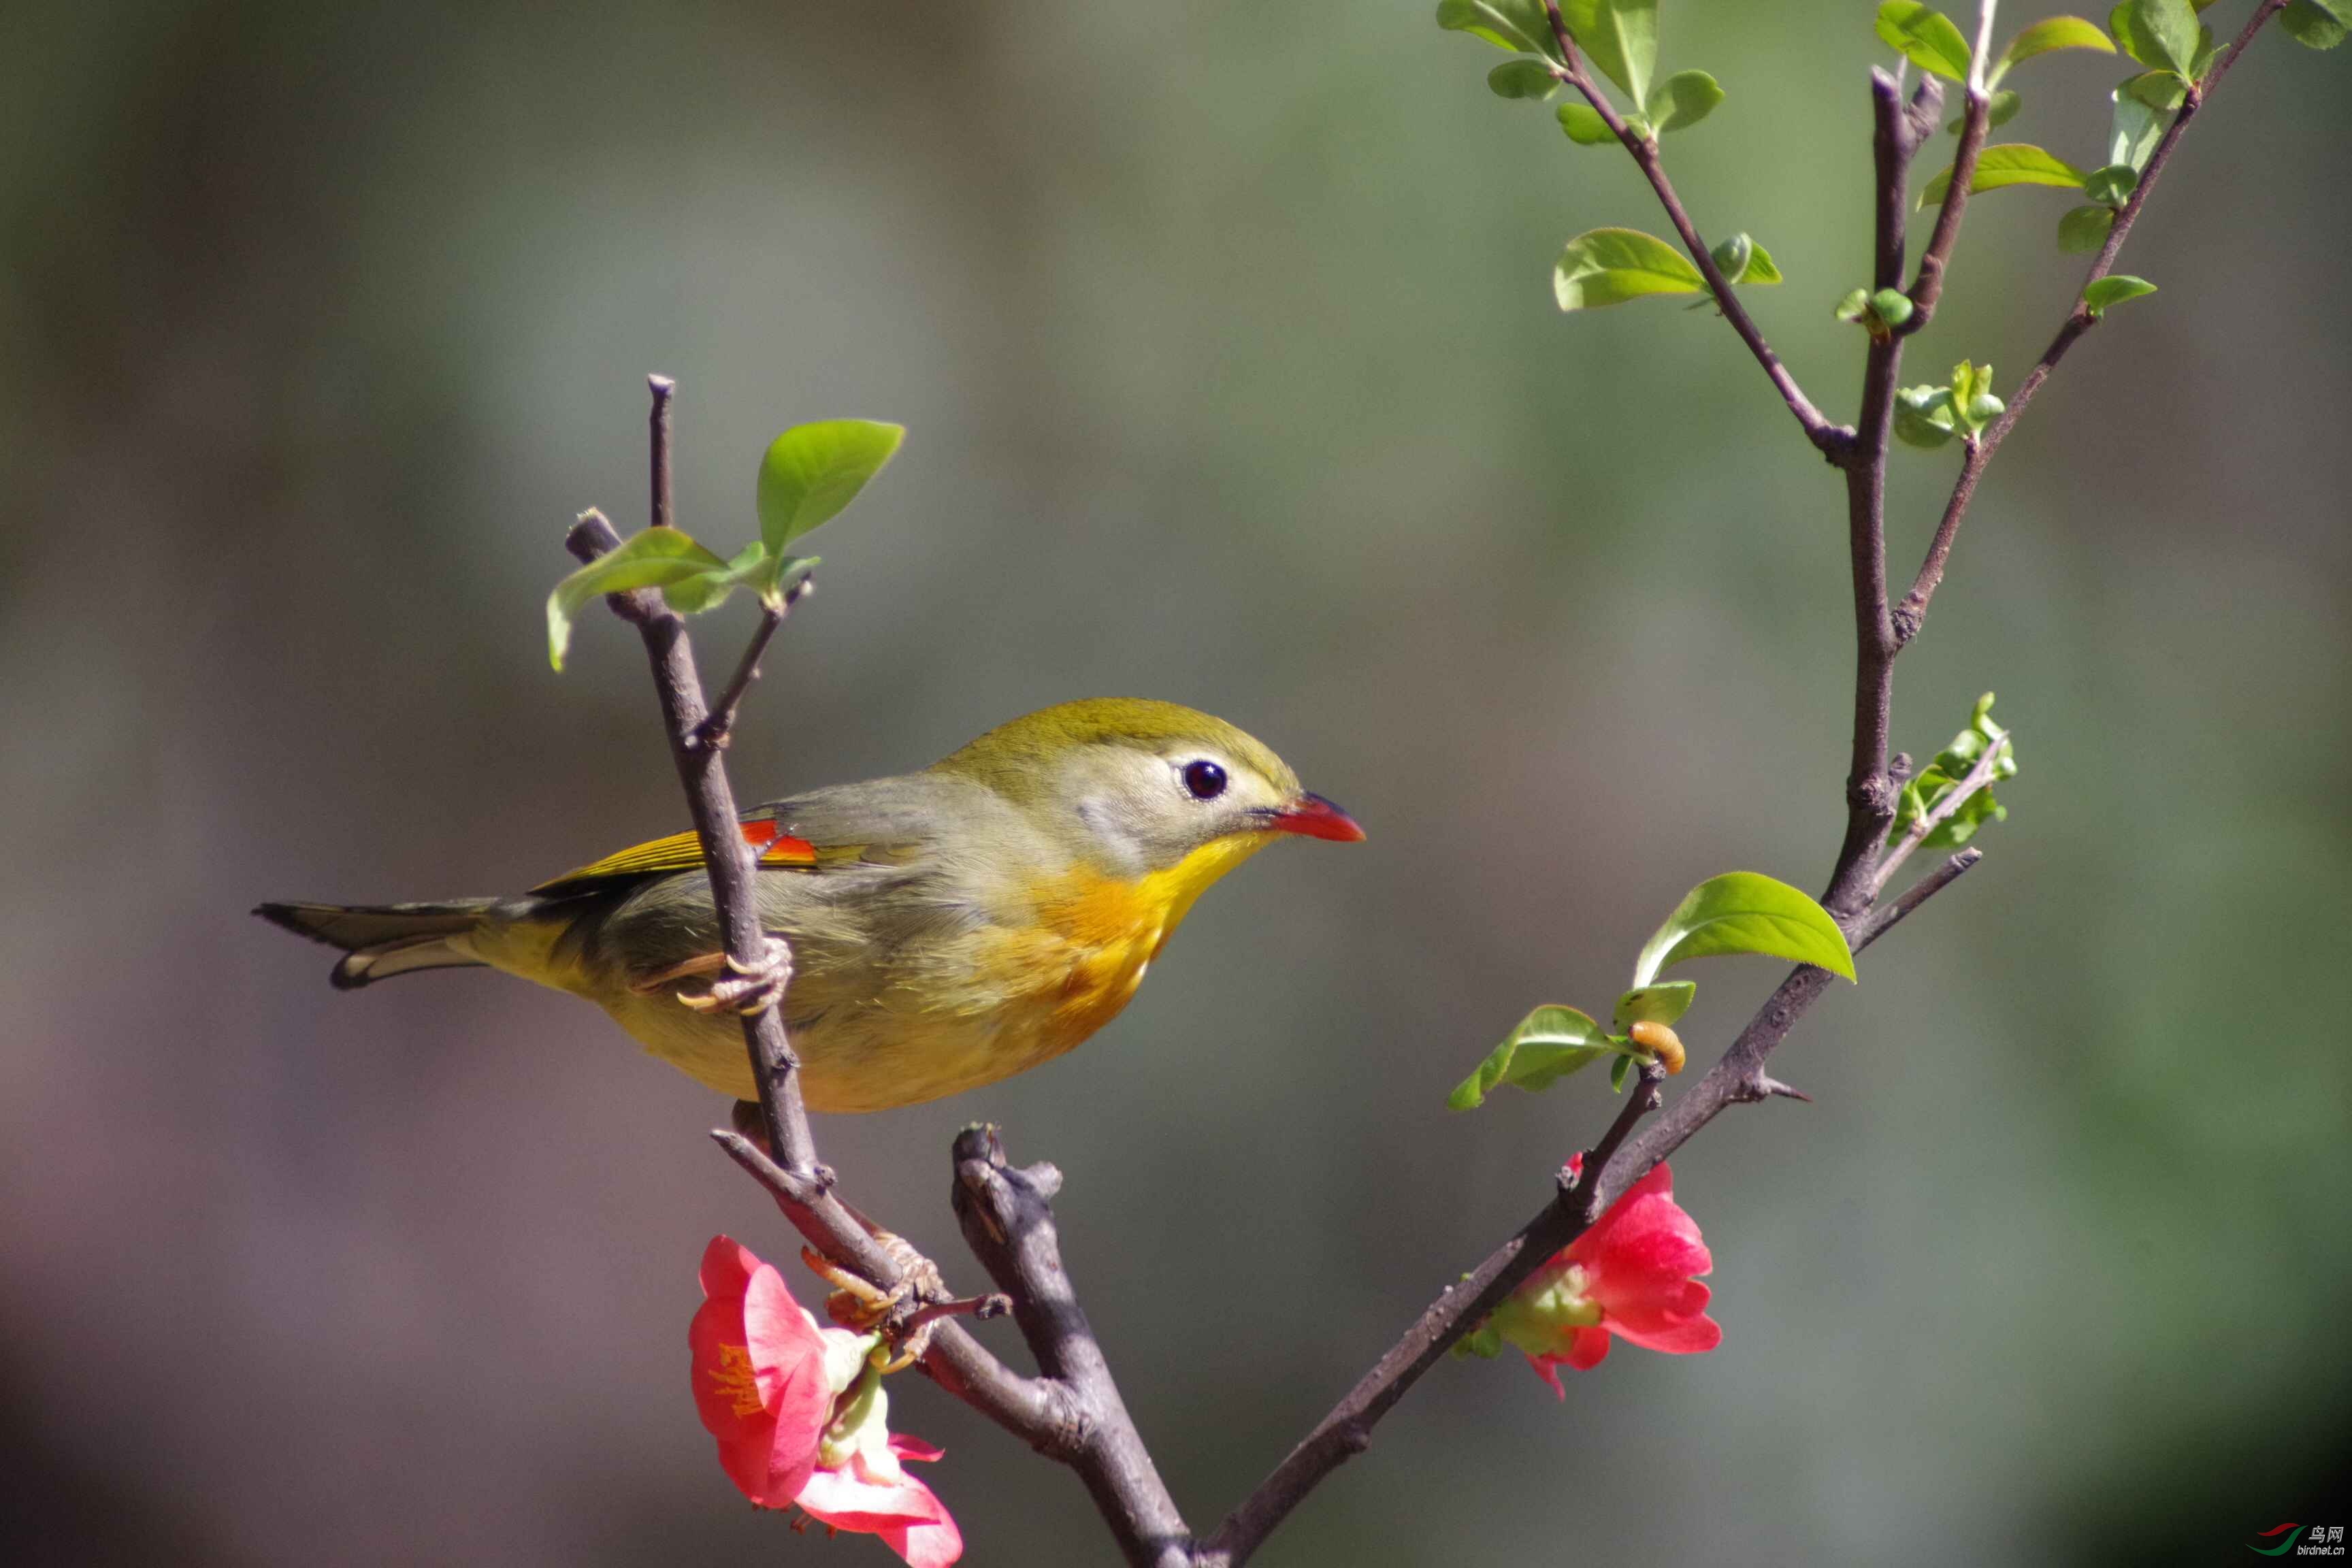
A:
1182 760 1228 800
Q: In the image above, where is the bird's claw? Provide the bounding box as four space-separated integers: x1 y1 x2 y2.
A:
678 936 793 1017
800 1226 952 1370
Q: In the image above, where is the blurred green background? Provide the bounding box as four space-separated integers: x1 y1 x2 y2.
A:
4 1 2347 1563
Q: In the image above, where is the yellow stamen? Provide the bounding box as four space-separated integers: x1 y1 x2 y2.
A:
709 1342 766 1418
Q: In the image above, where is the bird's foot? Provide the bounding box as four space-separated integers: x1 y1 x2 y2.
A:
801 1224 955 1369
677 936 793 1017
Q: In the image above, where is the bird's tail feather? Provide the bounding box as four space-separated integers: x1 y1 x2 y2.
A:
254 899 498 989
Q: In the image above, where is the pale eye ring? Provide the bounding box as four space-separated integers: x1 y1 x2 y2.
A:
1181 760 1228 800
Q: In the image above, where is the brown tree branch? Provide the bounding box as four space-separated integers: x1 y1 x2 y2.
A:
1197 843 1982 1565
1893 0 2290 647
1823 68 1937 916
952 1127 1195 1568
1538 1 1850 461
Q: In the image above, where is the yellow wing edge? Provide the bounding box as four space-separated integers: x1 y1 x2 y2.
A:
531 824 820 894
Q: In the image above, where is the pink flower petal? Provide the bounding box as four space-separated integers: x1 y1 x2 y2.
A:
1526 1354 1571 1399
687 1237 830 1508
798 1452 954 1535
883 1504 964 1568
1606 1307 1723 1356
1565 1326 1612 1370
697 1236 761 1303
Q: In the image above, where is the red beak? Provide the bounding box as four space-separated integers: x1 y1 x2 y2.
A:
1267 791 1367 843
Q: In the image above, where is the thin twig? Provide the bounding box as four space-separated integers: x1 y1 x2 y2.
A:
1852 847 1984 950
690 593 790 753
564 458 819 1184
1901 1 1997 331
1537 0 1849 461
900 1293 1014 1335
1893 0 2289 645
1570 1060 1667 1220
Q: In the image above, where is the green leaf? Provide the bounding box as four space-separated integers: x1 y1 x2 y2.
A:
2057 203 2117 252
1613 981 1697 1032
1735 238 1783 284
2110 0 2198 72
2081 162 2138 207
1561 0 1659 104
1835 287 1873 323
1435 0 1563 59
1889 693 2019 849
1993 15 2115 83
1918 144 2085 206
1706 233 1782 287
1946 359 2004 433
1877 1 1974 79
1947 355 2004 430
1488 59 1561 98
2283 0 2351 47
1610 1053 1634 1092
1710 232 1752 282
1448 1005 1613 1109
1554 227 1705 310
664 543 820 616
1895 385 1960 448
2123 69 2189 110
1556 101 1616 144
2109 73 2185 170
1631 872 1857 989
1646 69 1724 133
756 419 903 555
545 526 731 670
1455 1320 1506 1358
1950 88 2024 131
2187 24 2222 77
2084 274 2157 316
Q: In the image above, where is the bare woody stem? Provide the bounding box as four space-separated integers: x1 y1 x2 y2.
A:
1895 0 2291 647
1823 69 1938 916
1539 0 1850 460
689 588 794 753
953 1128 1194 1568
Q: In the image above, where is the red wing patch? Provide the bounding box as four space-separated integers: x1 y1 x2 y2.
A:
531 823 819 893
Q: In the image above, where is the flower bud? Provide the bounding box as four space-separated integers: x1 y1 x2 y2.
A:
1628 1020 1686 1074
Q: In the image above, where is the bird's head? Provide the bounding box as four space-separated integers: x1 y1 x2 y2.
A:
929 698 1363 880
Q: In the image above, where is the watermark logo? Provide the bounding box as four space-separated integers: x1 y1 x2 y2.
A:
2251 1524 2347 1557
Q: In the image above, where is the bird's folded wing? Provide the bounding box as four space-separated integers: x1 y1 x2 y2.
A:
529 819 826 894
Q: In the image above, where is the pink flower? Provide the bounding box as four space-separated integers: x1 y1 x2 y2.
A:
1492 1160 1720 1395
798 1431 963 1568
689 1236 962 1565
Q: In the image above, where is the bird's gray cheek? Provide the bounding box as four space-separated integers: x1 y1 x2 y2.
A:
1075 798 1152 877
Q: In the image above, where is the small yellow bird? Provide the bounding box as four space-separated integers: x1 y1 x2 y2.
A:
258 699 1362 1111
